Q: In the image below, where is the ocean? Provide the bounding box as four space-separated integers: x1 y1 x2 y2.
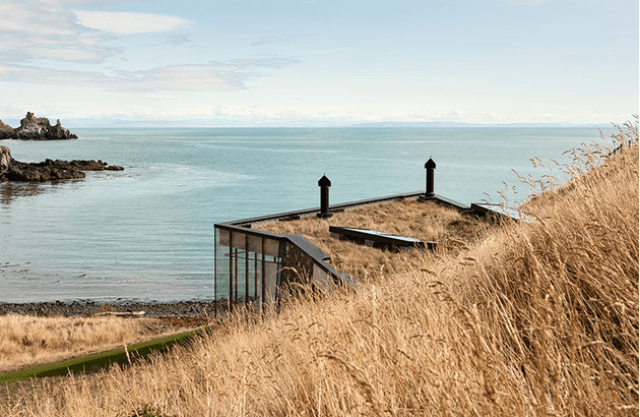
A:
0 127 614 303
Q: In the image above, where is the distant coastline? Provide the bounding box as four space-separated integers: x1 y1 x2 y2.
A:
24 119 611 129
348 121 605 128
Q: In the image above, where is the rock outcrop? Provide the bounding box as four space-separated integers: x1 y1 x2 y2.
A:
0 146 11 174
0 112 78 140
0 146 123 183
0 120 14 139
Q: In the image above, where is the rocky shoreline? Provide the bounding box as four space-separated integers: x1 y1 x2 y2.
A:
0 113 123 183
0 300 232 318
0 112 77 140
0 146 124 183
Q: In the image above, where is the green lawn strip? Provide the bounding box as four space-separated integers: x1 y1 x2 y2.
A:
0 326 211 385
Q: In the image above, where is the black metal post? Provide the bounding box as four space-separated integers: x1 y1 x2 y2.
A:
245 233 249 307
425 158 436 198
317 174 333 219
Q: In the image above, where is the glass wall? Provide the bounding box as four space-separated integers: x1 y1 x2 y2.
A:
214 224 341 315
215 227 283 309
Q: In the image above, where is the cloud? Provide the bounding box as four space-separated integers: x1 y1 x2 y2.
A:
230 56 302 70
500 0 558 5
73 10 190 35
0 1 118 63
251 35 298 47
0 56 301 92
0 34 121 63
0 1 190 64
0 1 301 95
164 34 191 46
0 3 76 37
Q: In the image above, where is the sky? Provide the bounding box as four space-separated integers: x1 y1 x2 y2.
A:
0 0 637 127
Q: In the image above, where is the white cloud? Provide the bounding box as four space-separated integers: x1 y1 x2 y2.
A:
501 0 558 5
164 34 191 46
36 0 122 6
73 10 190 35
0 57 301 92
251 35 298 47
0 1 119 63
0 1 190 64
4 35 121 63
0 2 78 37
0 0 301 97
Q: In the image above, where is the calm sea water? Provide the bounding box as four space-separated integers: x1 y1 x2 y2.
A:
0 127 614 303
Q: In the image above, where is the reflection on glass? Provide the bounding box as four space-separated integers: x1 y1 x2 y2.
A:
215 227 283 311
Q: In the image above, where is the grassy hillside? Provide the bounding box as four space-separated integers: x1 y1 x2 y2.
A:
2 121 637 416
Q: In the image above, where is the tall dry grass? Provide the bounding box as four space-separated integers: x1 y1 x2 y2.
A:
2 122 637 416
0 314 173 373
450 119 639 414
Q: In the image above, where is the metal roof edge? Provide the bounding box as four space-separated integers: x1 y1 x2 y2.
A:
214 190 427 228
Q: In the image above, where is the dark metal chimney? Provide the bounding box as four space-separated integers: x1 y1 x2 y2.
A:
425 158 436 198
317 174 332 219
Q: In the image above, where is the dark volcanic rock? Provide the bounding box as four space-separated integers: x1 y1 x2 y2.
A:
0 147 124 183
5 159 87 182
1 112 78 140
26 159 124 172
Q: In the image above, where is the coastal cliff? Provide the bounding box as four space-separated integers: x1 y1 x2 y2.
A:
0 112 78 140
0 146 123 183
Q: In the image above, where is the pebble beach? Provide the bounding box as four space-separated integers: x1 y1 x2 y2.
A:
0 300 227 318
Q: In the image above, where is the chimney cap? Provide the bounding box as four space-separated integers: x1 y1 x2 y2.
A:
424 158 436 169
318 174 331 187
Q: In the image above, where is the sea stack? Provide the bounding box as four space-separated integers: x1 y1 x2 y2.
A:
0 112 78 140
